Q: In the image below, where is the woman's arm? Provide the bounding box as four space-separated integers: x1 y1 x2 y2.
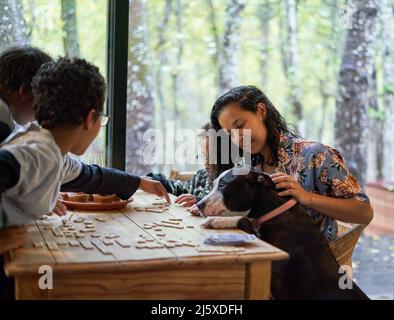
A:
303 193 373 225
271 172 374 225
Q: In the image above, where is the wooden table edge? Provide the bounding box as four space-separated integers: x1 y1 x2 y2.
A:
4 250 289 276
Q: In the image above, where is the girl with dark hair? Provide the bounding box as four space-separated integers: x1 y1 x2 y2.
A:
148 123 218 207
209 85 373 240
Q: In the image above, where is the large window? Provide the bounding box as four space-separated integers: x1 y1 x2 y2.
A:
124 0 393 186
2 0 392 185
0 0 108 165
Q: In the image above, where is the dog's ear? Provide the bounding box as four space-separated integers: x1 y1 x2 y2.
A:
246 170 275 189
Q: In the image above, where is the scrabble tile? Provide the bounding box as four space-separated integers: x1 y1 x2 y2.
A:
161 220 180 225
135 244 147 249
115 239 132 248
68 240 80 247
91 239 112 255
145 208 165 213
52 230 64 237
173 242 183 247
80 229 95 233
103 240 114 246
155 223 184 230
46 242 59 251
105 234 119 239
182 242 196 247
56 239 68 246
79 240 94 250
33 242 44 248
91 233 101 238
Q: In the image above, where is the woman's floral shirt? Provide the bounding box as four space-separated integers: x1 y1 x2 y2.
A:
274 133 370 240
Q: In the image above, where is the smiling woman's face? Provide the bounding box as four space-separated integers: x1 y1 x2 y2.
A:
218 102 268 154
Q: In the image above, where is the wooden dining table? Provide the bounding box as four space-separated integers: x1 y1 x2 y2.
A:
4 190 289 300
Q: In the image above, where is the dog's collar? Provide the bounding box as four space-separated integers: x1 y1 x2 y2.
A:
256 198 298 225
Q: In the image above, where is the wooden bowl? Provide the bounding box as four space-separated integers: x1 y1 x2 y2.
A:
59 197 133 211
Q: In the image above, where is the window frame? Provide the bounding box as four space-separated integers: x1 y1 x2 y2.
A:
106 0 130 170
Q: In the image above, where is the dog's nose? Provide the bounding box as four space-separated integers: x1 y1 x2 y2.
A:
197 200 206 211
196 200 206 216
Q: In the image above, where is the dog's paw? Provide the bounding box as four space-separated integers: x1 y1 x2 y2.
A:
202 216 243 229
188 204 204 217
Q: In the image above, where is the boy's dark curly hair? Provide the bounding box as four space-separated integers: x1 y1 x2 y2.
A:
0 46 52 95
32 57 106 129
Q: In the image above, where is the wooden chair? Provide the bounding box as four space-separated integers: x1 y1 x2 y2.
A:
169 170 196 181
329 222 365 267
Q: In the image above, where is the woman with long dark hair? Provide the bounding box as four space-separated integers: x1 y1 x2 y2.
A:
208 85 373 240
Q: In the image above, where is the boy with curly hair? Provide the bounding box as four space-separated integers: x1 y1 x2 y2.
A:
0 57 169 228
0 47 169 222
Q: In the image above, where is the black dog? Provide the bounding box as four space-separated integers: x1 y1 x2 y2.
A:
193 167 369 300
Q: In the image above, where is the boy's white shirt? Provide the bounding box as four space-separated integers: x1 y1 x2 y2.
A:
0 97 15 132
0 122 83 227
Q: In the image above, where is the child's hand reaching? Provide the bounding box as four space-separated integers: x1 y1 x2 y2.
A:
175 194 198 207
0 226 28 255
48 196 68 217
140 177 171 203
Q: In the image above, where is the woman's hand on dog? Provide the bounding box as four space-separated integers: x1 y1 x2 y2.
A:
175 194 197 207
270 172 313 206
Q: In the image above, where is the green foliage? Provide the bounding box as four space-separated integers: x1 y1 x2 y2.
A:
22 0 107 74
368 107 385 121
383 83 394 94
14 0 387 150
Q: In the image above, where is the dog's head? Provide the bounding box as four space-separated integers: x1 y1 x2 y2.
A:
197 166 275 217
